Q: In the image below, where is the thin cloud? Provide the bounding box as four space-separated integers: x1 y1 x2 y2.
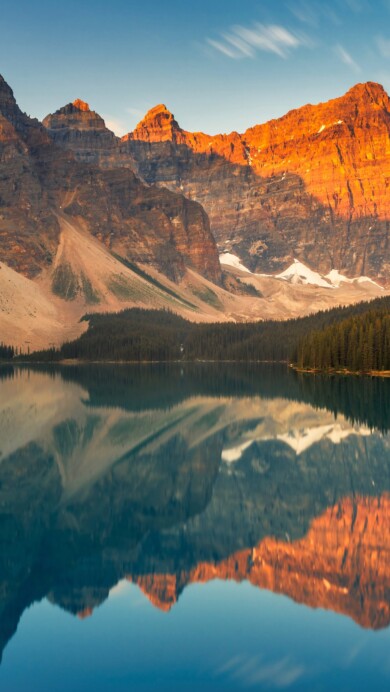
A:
207 22 306 60
334 44 361 72
289 0 320 26
208 38 248 59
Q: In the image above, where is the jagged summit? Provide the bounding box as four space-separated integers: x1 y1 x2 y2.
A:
146 103 173 117
137 103 177 124
121 80 390 282
344 80 389 103
43 99 109 132
0 73 14 98
44 99 98 119
0 74 20 121
44 98 92 117
72 98 90 112
124 103 182 142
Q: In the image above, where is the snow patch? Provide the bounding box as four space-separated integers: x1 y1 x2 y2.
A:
219 253 252 274
325 269 353 287
276 259 333 289
220 253 383 291
355 276 383 288
326 269 383 289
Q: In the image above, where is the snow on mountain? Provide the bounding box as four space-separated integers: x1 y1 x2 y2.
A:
219 253 384 291
325 269 353 287
219 252 252 274
354 276 383 289
325 269 383 289
275 259 334 288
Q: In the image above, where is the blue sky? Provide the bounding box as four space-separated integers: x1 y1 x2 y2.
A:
1 0 390 135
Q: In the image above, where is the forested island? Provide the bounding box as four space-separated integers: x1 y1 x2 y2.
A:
1 296 389 373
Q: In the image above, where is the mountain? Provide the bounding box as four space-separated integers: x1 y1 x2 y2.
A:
121 83 390 283
0 74 220 285
220 254 384 289
42 99 135 169
1 75 388 350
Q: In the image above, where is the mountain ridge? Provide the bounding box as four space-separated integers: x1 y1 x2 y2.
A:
0 74 389 349
42 80 390 282
121 81 390 282
0 73 221 284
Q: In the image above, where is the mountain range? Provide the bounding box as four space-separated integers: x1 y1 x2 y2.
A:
0 74 389 348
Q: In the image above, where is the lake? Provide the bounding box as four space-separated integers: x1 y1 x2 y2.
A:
0 363 389 691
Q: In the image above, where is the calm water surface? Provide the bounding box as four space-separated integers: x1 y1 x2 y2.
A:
0 364 389 691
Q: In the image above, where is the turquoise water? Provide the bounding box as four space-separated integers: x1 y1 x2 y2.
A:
0 364 389 691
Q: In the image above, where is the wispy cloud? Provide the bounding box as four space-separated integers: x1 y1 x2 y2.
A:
289 1 320 26
207 22 307 60
208 39 244 59
334 44 361 72
376 35 390 58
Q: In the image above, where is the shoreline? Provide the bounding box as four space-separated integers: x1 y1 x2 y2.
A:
291 365 390 378
1 360 389 377
2 358 286 366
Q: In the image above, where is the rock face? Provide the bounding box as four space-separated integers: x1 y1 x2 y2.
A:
127 104 184 143
0 75 220 283
42 99 135 169
41 82 390 283
0 76 62 276
122 82 390 282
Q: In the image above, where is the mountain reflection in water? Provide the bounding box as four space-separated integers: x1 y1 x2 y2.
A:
0 364 389 670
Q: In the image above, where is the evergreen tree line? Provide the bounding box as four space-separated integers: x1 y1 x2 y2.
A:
6 295 390 365
0 343 15 360
294 307 390 372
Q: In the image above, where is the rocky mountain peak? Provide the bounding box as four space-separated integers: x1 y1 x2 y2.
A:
122 81 390 283
344 81 389 106
124 103 182 142
0 73 45 143
0 74 21 123
0 74 15 102
43 100 109 132
72 98 90 112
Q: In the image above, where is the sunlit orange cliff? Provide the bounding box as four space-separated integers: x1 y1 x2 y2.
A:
123 83 390 280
